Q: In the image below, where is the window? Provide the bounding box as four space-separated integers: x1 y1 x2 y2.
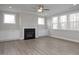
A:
38 17 45 25
50 12 79 31
69 14 76 30
52 17 58 29
76 13 79 30
60 15 67 29
4 14 16 24
69 13 79 30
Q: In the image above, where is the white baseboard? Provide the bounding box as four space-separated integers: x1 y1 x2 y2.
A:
50 35 79 43
0 39 21 42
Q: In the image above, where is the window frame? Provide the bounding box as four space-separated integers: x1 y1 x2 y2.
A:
69 13 79 30
52 17 58 29
3 13 16 24
38 17 45 25
59 15 67 30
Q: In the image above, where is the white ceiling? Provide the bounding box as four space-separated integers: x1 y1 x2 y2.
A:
0 4 78 16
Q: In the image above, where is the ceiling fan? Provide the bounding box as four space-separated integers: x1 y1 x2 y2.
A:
37 4 49 13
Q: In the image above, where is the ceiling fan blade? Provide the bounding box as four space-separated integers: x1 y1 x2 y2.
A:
32 4 49 13
43 9 49 11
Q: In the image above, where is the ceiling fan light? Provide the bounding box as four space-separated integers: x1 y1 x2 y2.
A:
40 7 43 10
38 9 42 12
9 6 12 8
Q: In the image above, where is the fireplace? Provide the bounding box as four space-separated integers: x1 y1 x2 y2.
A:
24 28 35 40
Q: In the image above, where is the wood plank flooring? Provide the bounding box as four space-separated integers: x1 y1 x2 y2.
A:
0 37 79 55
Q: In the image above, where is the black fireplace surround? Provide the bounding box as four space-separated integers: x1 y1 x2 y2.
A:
24 28 35 40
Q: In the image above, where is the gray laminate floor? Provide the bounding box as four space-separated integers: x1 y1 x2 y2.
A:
0 37 79 55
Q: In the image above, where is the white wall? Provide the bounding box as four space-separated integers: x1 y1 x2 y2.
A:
19 13 38 39
50 30 79 43
19 13 48 39
0 30 20 41
0 11 20 42
0 11 48 42
37 25 48 37
46 6 79 43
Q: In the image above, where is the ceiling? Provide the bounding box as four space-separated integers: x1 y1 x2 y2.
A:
0 4 78 16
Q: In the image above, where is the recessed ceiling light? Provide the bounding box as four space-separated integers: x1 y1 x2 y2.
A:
9 6 12 8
